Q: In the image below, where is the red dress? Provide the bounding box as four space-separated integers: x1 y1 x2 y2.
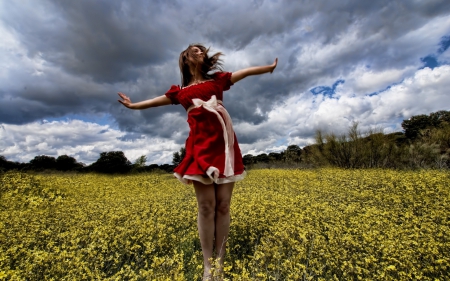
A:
165 72 246 185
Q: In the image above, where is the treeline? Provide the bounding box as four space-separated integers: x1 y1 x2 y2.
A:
244 110 450 169
2 110 449 174
0 152 175 174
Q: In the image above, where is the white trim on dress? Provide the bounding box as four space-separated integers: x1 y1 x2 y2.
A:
174 170 247 185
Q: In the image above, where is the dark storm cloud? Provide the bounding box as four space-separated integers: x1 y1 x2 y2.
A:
2 0 183 83
198 0 450 51
0 65 115 124
0 98 53 124
234 128 268 144
1 0 450 148
188 0 450 126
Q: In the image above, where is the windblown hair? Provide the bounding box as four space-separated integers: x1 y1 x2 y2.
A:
179 44 224 87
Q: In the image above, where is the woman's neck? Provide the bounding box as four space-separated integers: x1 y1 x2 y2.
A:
189 72 206 84
189 64 206 84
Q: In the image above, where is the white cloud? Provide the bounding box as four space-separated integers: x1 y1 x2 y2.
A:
234 64 450 155
349 66 415 95
0 120 180 164
371 65 450 119
439 45 450 64
396 14 450 57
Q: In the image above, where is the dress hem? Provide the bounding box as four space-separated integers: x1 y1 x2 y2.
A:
174 170 247 185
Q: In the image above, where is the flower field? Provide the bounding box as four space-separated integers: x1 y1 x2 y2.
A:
0 169 449 280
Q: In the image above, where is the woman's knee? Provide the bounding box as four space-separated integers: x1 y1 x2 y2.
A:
216 200 231 216
198 200 215 218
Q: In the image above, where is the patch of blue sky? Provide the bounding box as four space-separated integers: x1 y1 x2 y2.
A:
420 55 439 69
371 35 450 97
42 113 117 128
274 138 288 147
420 34 450 69
437 35 450 54
386 123 401 132
365 80 404 97
310 79 345 98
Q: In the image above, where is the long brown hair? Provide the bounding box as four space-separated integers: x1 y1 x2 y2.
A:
179 44 223 87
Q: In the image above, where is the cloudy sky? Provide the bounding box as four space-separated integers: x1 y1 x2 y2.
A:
1 0 450 165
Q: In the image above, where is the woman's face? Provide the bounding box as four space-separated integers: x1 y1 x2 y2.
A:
189 46 205 64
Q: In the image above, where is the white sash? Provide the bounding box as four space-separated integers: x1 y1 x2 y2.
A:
187 95 235 177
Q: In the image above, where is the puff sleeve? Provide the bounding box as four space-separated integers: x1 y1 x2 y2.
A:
214 72 234 91
164 85 181 105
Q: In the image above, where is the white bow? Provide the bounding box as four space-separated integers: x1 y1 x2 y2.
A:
188 95 235 177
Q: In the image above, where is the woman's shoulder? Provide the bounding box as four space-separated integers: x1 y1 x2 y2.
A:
164 85 181 104
212 71 233 91
167 85 181 92
212 71 232 80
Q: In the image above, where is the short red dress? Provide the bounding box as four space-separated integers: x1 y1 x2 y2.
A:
165 72 246 185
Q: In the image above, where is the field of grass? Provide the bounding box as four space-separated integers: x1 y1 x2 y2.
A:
1 169 449 280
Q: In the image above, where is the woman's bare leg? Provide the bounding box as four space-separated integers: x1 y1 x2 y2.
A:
214 182 234 267
193 181 216 278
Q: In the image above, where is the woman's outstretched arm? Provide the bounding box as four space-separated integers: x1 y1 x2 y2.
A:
117 92 172 110
230 58 278 84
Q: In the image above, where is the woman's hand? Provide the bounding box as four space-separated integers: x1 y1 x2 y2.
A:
270 58 278 73
118 92 134 109
117 92 172 110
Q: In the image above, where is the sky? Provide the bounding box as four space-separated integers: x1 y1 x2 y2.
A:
1 0 450 165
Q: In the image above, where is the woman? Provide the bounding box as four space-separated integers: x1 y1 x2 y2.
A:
118 44 277 279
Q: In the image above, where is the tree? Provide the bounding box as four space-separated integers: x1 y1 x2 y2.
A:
130 155 148 173
0 156 7 171
0 156 21 172
56 155 82 171
284 145 302 163
89 151 131 174
402 111 450 141
254 153 270 163
134 155 147 168
172 147 186 166
429 110 450 127
29 155 57 171
402 114 433 140
242 154 254 166
268 152 284 162
145 164 160 172
159 164 175 173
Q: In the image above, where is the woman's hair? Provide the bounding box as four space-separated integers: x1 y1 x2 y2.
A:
179 44 223 87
